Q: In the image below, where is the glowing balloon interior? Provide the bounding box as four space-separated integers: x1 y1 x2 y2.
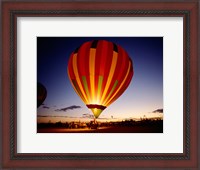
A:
37 82 47 108
67 40 133 118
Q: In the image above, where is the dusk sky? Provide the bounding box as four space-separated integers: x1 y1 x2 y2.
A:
37 37 163 123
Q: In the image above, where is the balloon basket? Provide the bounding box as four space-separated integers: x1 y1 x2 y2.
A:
90 118 98 130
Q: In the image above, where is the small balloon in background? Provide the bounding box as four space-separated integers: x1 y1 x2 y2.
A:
37 82 47 108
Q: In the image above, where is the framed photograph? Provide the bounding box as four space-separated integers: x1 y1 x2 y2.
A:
37 36 163 134
1 1 199 169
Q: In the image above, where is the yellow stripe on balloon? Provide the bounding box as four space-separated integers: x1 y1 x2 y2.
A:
100 51 118 104
96 76 103 104
89 48 96 104
72 54 89 103
105 61 131 106
103 80 118 106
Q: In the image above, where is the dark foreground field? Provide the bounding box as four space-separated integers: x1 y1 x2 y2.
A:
37 126 163 133
37 120 163 133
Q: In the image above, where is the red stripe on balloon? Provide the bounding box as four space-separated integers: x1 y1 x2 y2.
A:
100 41 113 101
67 53 75 79
98 40 109 101
103 43 120 102
77 41 91 98
95 40 103 86
117 46 129 87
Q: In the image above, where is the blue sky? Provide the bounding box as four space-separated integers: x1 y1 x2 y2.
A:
37 37 163 123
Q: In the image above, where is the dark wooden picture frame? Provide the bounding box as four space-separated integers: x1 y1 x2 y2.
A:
1 1 199 169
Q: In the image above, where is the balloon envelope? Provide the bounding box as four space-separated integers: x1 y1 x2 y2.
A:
37 82 47 108
68 40 133 118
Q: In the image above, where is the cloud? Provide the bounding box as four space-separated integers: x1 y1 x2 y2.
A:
43 106 50 109
96 117 111 120
152 109 163 113
37 115 86 119
38 115 68 118
55 105 81 112
82 113 94 119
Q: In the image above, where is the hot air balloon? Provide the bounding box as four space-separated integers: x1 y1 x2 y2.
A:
67 40 133 119
37 82 47 108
